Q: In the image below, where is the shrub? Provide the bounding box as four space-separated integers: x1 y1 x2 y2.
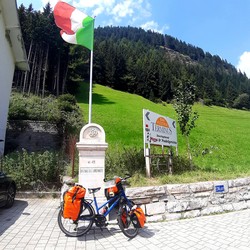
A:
8 92 84 135
105 147 193 179
203 98 213 106
8 93 28 120
233 93 250 110
57 93 77 105
8 92 61 122
105 147 145 179
2 149 66 190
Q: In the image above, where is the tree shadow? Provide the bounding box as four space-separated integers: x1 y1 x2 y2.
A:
0 199 28 236
76 82 116 105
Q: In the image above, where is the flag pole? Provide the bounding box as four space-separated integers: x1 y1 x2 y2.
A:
88 49 93 124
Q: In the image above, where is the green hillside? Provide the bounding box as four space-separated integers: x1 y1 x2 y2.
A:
76 82 178 147
76 82 250 181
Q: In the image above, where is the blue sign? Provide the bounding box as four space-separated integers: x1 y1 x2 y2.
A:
215 185 225 193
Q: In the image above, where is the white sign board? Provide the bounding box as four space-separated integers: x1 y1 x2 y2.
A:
143 109 177 147
78 156 105 187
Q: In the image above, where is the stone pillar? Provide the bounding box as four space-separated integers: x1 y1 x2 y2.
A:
76 123 108 198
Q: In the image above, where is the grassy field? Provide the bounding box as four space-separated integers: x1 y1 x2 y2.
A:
76 82 250 183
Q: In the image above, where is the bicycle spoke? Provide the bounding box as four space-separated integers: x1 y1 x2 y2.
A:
117 201 139 239
57 200 94 237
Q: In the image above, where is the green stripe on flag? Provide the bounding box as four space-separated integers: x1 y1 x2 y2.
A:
76 16 94 50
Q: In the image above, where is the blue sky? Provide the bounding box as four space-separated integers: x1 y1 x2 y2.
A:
17 0 250 78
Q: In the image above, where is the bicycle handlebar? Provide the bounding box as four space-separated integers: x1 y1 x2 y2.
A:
103 175 131 183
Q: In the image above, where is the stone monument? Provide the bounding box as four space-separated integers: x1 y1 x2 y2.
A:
76 123 108 198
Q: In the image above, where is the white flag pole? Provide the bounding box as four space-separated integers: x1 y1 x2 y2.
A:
88 49 93 124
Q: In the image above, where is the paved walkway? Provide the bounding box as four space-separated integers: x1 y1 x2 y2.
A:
0 198 250 250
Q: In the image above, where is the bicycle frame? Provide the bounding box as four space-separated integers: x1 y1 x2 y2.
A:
89 188 131 218
57 176 140 239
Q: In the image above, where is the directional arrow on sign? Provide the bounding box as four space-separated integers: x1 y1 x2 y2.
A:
172 121 176 128
145 111 150 121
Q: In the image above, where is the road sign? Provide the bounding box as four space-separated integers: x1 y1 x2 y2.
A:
143 109 177 147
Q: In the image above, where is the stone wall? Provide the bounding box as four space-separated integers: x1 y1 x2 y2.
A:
5 120 62 153
126 177 250 222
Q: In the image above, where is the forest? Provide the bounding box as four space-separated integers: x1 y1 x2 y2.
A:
14 3 250 110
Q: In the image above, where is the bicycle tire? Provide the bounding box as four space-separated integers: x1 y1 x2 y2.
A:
58 200 95 237
117 200 139 239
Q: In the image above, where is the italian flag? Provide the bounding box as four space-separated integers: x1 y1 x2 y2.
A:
53 1 94 50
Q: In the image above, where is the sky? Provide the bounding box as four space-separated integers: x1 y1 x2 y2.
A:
16 0 250 78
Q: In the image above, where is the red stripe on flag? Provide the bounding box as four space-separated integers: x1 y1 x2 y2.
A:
54 1 75 35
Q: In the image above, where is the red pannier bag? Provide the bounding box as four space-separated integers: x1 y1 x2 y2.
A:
130 207 146 228
63 185 86 221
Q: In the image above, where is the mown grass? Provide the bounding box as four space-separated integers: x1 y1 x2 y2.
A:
76 82 250 184
76 82 177 147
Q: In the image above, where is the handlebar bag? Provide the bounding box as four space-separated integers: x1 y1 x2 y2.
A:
104 177 121 199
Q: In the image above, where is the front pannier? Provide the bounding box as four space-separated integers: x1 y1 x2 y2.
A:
62 185 86 221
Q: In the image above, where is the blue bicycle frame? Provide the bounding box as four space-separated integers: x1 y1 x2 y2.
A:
90 189 132 217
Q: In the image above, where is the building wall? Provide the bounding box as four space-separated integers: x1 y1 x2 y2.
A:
0 7 15 155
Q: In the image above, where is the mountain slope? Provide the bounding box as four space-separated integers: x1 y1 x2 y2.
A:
76 82 250 175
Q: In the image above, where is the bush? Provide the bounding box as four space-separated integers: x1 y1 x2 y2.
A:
233 93 250 110
57 94 84 134
105 147 145 179
8 92 84 135
57 94 77 105
105 147 194 179
203 98 213 106
2 149 66 190
8 92 61 122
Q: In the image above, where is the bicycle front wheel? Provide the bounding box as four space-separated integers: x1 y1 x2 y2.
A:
58 200 95 237
117 201 139 239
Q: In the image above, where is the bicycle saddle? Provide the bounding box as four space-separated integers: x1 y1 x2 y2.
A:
88 187 101 194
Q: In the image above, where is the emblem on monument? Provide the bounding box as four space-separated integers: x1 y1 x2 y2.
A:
88 127 98 138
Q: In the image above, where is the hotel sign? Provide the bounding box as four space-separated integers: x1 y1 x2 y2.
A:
143 109 177 147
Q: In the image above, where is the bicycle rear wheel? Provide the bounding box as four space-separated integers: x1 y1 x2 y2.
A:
117 201 139 239
58 200 95 237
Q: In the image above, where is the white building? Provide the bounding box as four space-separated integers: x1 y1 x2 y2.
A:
0 0 29 156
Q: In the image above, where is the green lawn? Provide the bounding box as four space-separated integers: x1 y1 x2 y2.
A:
76 82 177 147
76 82 250 182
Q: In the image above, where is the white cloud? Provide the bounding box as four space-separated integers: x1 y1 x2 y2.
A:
112 0 134 18
141 20 169 34
73 0 115 9
237 51 250 78
42 0 167 32
72 0 151 26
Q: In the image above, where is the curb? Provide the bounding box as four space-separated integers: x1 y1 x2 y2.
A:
16 191 61 199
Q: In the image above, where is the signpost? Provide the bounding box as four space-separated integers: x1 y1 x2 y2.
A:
143 109 177 177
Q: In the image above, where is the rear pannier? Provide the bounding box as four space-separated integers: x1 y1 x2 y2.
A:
62 185 86 221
